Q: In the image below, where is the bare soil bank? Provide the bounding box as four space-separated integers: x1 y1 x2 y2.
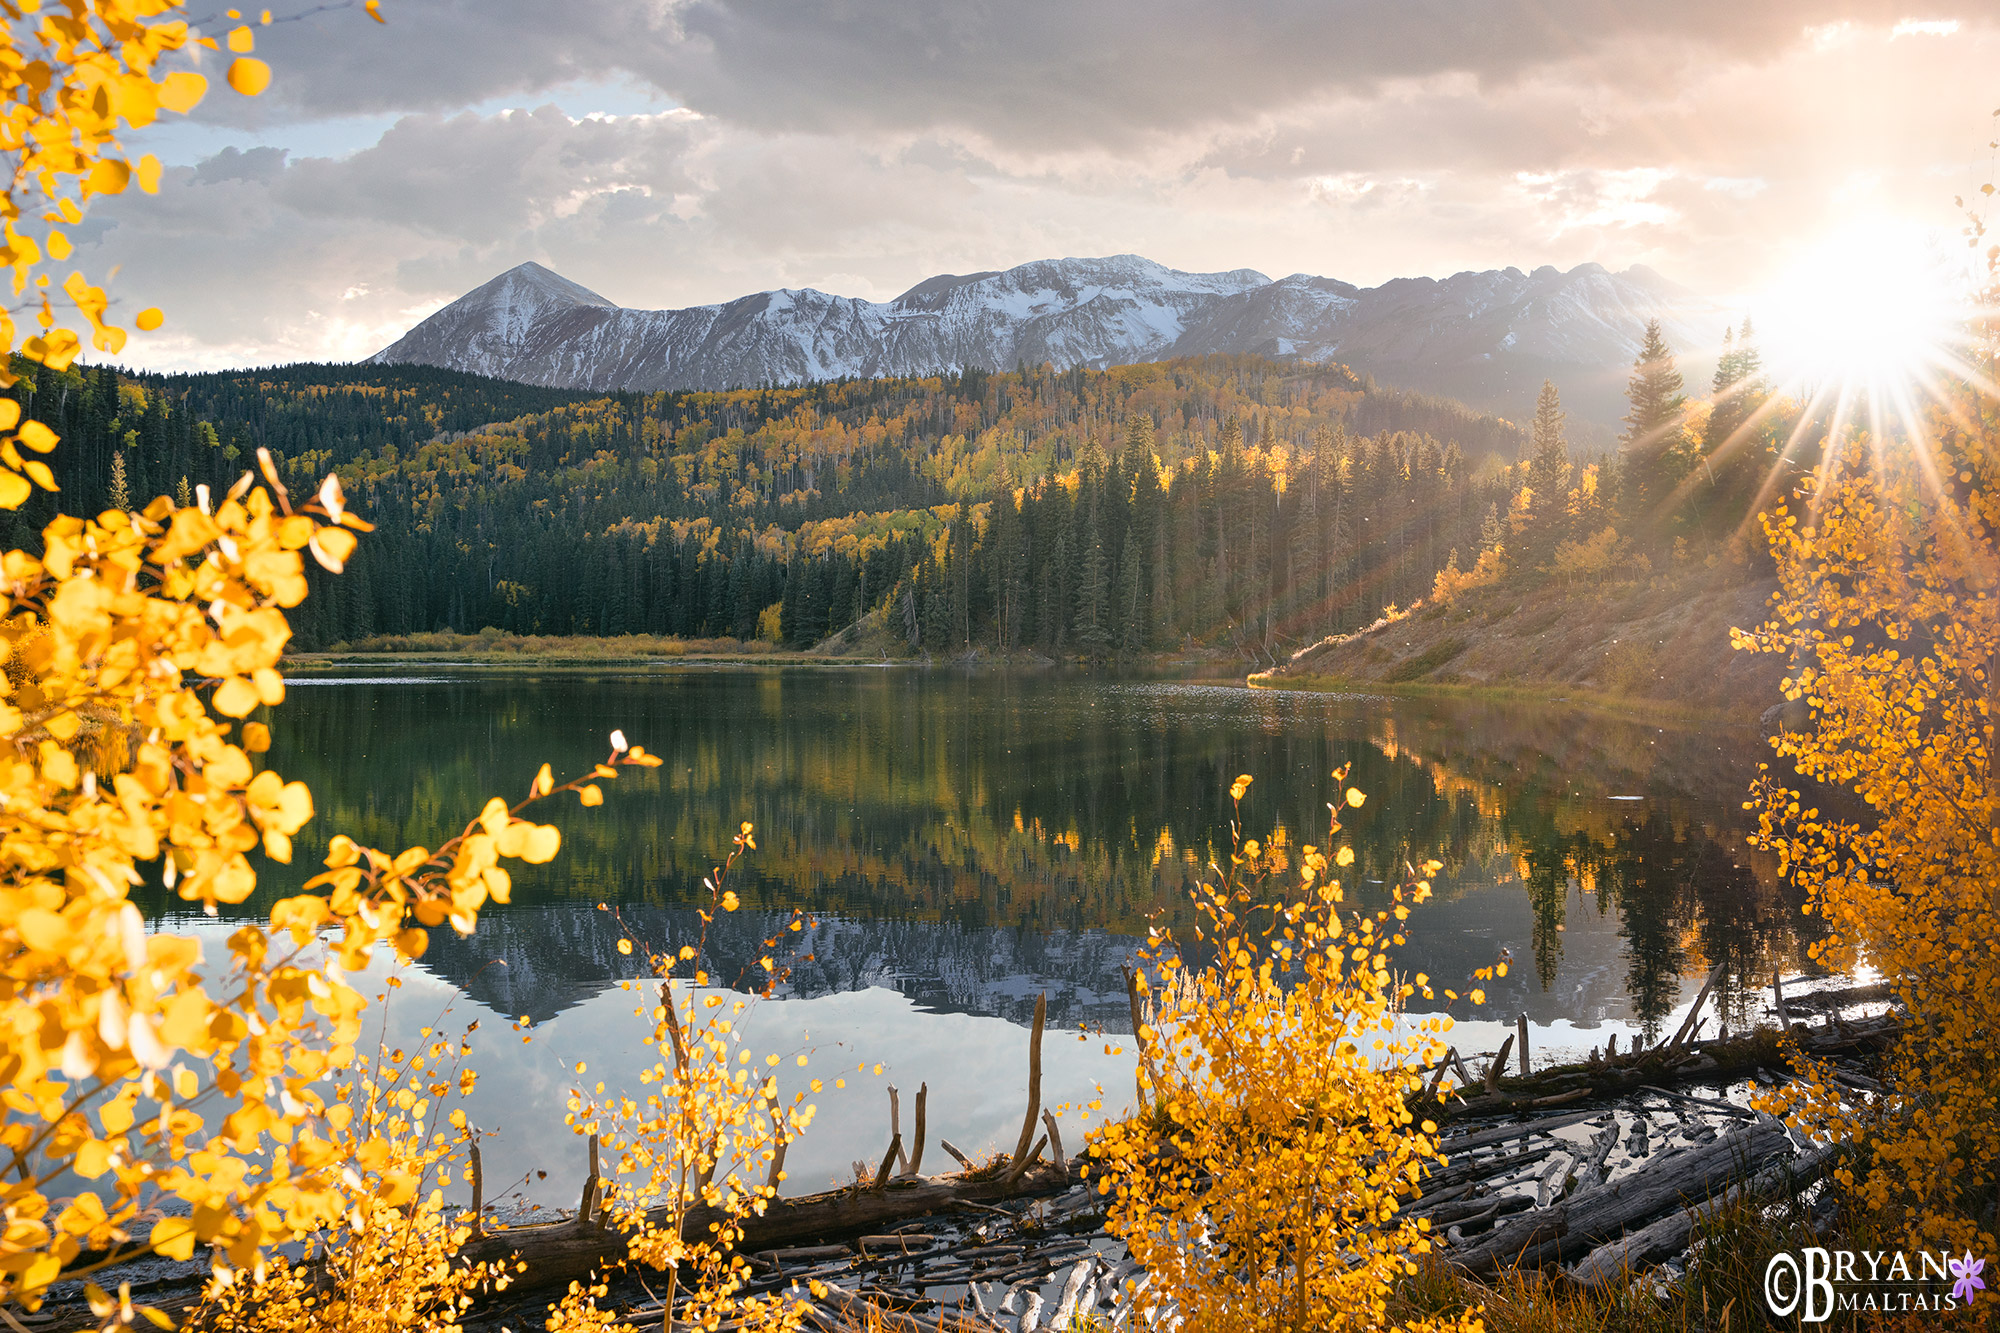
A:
1255 566 1790 721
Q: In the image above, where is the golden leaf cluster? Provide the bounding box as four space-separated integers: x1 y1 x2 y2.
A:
1084 770 1483 1333
192 1023 521 1333
550 828 814 1333
1734 238 2000 1257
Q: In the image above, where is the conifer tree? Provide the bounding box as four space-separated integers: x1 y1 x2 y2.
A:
1515 380 1574 568
1618 318 1689 541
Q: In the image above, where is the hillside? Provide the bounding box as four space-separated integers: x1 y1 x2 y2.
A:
372 255 1722 426
0 355 1538 657
1257 564 1789 717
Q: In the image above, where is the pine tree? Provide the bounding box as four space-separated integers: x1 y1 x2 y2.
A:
1520 380 1573 568
1618 319 1689 541
1702 317 1767 456
1073 480 1113 662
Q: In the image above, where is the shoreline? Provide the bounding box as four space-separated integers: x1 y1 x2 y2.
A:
1249 670 1755 727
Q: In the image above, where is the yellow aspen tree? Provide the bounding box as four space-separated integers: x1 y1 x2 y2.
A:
0 3 662 1318
1735 230 2000 1255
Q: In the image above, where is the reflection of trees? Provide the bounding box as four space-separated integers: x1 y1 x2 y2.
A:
205 672 1812 1032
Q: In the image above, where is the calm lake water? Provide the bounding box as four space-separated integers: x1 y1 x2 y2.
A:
156 668 1808 1206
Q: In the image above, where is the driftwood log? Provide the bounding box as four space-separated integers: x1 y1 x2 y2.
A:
457 1161 1077 1295
1571 1141 1838 1289
1445 1121 1789 1275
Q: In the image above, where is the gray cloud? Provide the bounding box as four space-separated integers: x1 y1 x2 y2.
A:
92 3 2000 370
198 0 1998 149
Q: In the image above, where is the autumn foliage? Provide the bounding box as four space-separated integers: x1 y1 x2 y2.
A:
1086 772 1484 1333
1734 231 2000 1254
0 3 671 1321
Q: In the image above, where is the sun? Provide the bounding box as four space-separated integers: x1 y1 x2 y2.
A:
1755 219 1965 391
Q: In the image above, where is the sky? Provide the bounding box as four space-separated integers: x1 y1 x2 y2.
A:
92 0 2000 372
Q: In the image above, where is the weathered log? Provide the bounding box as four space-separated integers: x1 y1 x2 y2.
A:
1438 1109 1599 1155
874 1134 904 1190
1006 994 1047 1182
1485 1036 1514 1093
1440 1096 1592 1152
889 1086 908 1174
1571 1142 1837 1289
468 1131 485 1240
1517 1014 1530 1077
1667 963 1727 1050
1449 1122 1788 1273
457 1161 1073 1295
907 1083 928 1179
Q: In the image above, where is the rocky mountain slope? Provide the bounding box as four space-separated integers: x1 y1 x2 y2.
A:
371 255 1722 425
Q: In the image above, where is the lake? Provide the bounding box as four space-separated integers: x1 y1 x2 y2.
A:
158 668 1807 1208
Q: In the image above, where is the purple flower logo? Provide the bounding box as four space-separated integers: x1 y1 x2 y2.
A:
1950 1253 1986 1303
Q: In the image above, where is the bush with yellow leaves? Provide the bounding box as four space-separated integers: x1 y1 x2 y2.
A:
190 1016 519 1333
0 4 666 1320
547 824 817 1333
1733 207 2000 1257
1085 770 1484 1333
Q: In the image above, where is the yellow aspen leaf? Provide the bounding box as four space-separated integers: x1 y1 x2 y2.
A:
159 991 211 1049
87 159 131 195
0 470 30 509
150 1218 196 1263
157 72 206 114
578 784 603 807
521 825 561 863
16 909 68 953
212 675 258 717
73 1141 112 1179
135 155 162 194
616 939 633 955
227 57 270 96
227 25 255 52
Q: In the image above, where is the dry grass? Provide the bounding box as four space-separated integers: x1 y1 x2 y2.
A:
306 628 786 660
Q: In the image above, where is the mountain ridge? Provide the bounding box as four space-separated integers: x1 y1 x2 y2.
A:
371 253 1724 426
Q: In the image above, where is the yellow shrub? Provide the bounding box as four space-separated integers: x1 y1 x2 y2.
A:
1086 771 1483 1333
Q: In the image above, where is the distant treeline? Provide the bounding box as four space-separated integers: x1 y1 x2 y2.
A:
6 346 1816 661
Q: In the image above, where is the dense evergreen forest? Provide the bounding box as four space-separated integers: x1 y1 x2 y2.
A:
0 334 1786 659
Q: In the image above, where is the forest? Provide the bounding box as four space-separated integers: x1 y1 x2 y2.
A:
0 335 1782 662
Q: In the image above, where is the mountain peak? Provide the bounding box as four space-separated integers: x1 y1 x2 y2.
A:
371 254 1718 424
467 262 619 313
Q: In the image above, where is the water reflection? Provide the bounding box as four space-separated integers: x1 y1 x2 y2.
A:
133 668 1812 1203
212 669 1808 1042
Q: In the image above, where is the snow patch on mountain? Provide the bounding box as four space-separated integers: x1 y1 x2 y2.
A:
371 254 1721 424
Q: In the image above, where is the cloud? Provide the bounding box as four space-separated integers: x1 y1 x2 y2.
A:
87 2 2000 370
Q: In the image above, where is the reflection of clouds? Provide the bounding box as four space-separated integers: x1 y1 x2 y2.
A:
376 967 1136 1209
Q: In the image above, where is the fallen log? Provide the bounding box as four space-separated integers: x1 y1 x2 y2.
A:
1446 1121 1788 1274
1570 1142 1838 1289
457 1161 1075 1295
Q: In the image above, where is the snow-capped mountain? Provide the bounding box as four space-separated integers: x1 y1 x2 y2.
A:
371 255 1722 424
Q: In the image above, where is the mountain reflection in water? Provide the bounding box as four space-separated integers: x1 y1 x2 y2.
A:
205 668 1811 1046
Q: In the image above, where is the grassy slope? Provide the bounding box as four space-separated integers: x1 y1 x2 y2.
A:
1256 564 1790 721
